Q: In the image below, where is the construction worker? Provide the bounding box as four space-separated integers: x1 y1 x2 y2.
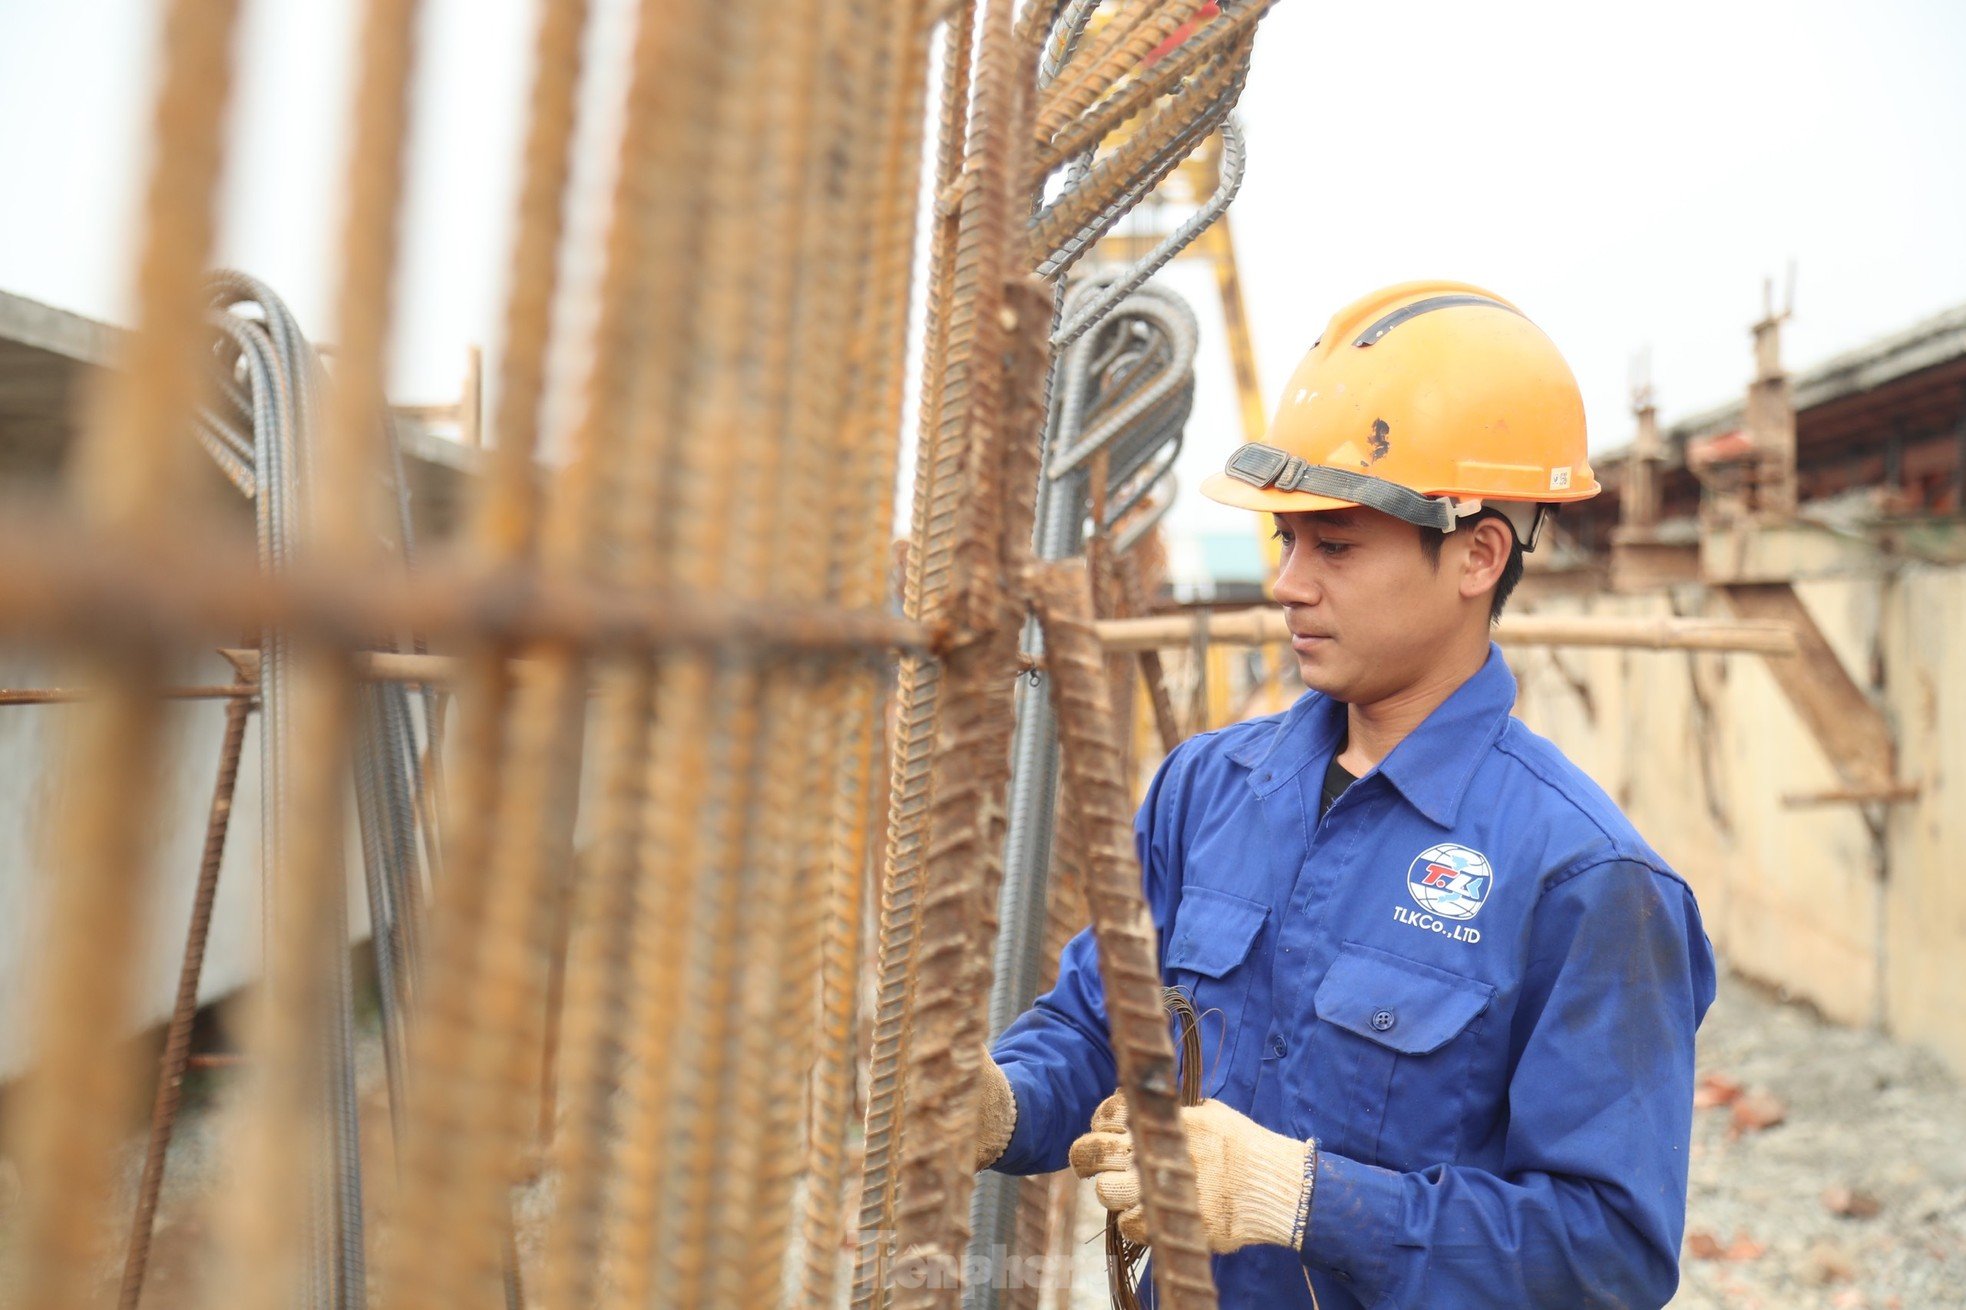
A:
972 281 1717 1307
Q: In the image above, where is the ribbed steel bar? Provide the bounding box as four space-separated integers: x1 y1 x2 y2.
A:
381 0 700 1300
1031 562 1217 1309
1051 121 1243 348
0 683 253 704
117 686 255 1310
426 4 590 1204
886 0 1038 1294
970 280 1198 1307
850 2 981 1300
1036 805 1096 1310
5 1 241 1307
610 5 777 1304
802 2 936 1302
416 2 594 1256
205 0 421 1302
996 788 1093 1310
1034 2 1266 171
699 0 832 1301
535 0 711 1301
737 0 909 1301
1027 38 1252 273
0 520 935 654
1033 0 1206 143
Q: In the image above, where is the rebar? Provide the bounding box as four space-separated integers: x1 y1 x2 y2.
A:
0 5 1296 1306
849 2 984 1298
969 278 1202 1308
117 685 255 1310
204 0 423 1299
1031 562 1218 1309
4 2 242 1306
802 1 938 1300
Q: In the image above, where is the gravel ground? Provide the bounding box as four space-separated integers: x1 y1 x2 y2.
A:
1671 972 1966 1310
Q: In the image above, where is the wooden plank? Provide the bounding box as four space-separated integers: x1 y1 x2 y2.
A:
1721 582 1897 790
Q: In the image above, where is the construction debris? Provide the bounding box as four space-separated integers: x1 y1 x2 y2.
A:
1673 977 1966 1310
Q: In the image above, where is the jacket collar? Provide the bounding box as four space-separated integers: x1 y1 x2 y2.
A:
1226 644 1517 828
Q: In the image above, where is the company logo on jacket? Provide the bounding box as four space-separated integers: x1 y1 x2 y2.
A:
1405 843 1493 921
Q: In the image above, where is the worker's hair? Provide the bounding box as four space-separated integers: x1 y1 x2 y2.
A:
1418 508 1525 622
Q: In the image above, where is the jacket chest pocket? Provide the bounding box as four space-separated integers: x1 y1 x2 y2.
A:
1304 941 1494 1170
1162 884 1269 1099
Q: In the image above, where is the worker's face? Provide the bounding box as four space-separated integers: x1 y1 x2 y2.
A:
1270 507 1507 704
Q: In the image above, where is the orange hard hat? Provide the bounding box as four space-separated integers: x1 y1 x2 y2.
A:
1200 280 1598 547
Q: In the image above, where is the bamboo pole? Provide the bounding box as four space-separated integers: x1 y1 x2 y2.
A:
209 603 1797 696
1093 607 1802 655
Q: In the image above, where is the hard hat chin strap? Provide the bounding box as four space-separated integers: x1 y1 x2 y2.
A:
1222 442 1554 550
1489 500 1555 552
1225 443 1457 530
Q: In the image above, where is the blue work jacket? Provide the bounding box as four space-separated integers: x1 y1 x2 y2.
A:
992 646 1716 1308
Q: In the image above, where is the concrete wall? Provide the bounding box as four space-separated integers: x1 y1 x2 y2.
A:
0 650 376 1080
1508 565 1966 1075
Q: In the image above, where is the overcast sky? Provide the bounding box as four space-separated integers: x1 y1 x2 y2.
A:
3 0 1963 548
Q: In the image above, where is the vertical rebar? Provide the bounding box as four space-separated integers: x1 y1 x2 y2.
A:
803 2 938 1301
887 0 1038 1294
7 3 242 1307
205 0 420 1304
1031 562 1217 1309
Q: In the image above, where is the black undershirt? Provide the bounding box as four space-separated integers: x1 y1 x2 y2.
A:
1319 752 1357 820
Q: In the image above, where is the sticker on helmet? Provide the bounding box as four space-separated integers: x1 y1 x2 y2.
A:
1549 466 1572 491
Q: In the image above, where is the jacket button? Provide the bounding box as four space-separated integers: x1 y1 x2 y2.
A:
1370 1009 1396 1032
1269 1034 1287 1057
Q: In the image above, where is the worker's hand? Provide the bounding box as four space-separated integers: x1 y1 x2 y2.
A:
974 1054 1017 1171
1068 1092 1312 1254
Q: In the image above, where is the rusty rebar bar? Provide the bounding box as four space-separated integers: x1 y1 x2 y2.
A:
0 684 254 705
738 0 917 1300
1034 0 1207 141
1031 560 1217 1310
803 2 936 1301
0 517 935 655
117 686 254 1310
535 0 722 1272
694 1 837 1301
205 0 421 1303
6 1 242 1305
851 2 983 1298
1027 37 1252 270
1034 0 1272 172
886 1 1040 1296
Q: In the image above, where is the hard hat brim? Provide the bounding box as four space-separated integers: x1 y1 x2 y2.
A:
1199 470 1361 516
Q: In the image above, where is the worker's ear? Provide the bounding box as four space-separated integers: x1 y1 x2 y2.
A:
1456 515 1514 605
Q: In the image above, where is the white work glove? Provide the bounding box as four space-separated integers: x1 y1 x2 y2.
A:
1068 1091 1313 1254
974 1055 1018 1171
